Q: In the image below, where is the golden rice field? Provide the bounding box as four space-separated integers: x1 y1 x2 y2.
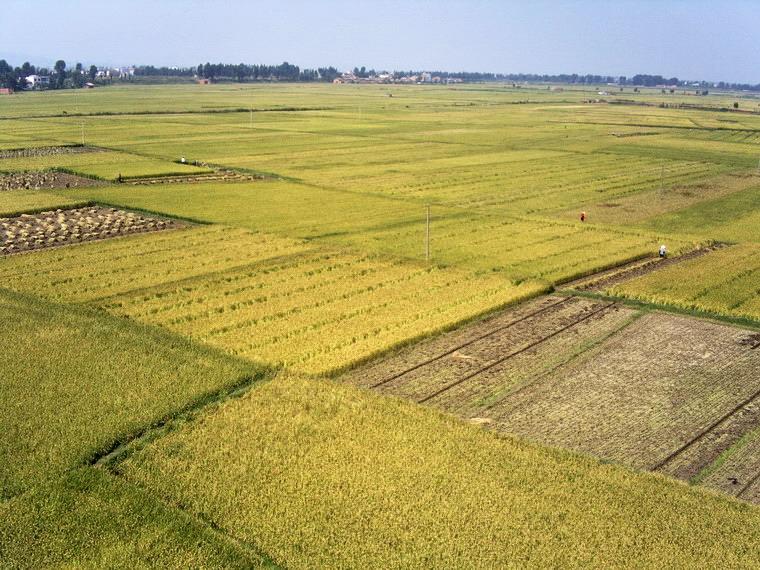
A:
610 243 760 321
1 83 759 566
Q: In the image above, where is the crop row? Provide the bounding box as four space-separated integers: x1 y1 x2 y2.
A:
609 243 760 321
0 225 313 302
103 250 545 374
335 213 690 282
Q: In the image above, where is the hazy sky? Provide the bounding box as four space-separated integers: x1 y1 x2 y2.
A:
3 0 759 83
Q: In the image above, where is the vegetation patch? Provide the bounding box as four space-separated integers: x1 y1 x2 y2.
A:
113 374 760 568
0 288 264 497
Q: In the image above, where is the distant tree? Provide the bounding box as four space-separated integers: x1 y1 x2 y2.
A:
54 60 66 88
20 62 35 77
89 65 98 81
72 62 85 87
733 102 739 109
0 60 18 90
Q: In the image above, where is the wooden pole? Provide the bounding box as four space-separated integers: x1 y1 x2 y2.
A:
425 205 430 261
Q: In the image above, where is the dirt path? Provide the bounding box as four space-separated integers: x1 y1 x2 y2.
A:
562 244 727 292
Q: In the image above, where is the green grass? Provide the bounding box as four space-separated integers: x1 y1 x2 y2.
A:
115 374 760 569
63 179 425 238
0 288 265 497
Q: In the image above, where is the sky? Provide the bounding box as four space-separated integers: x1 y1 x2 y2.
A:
3 0 759 83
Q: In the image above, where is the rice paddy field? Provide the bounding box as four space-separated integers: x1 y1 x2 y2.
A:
1 82 759 566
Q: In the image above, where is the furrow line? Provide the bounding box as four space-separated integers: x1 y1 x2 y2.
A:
738 470 760 499
416 301 617 405
652 388 760 472
369 296 572 389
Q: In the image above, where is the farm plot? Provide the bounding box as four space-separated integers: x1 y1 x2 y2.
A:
112 374 760 569
350 296 635 406
641 182 760 243
0 225 313 302
0 145 97 159
0 170 106 191
0 206 184 255
0 147 212 181
0 288 262 498
0 189 87 218
487 313 760 474
609 243 760 322
334 212 693 282
102 251 545 375
0 467 272 568
306 150 725 214
62 180 425 238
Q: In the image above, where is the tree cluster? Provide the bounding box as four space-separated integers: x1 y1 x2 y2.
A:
0 59 99 90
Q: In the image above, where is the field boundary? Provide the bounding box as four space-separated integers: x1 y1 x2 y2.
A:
569 289 760 330
91 368 275 469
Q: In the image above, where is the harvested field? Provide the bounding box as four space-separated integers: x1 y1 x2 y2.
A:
488 313 760 472
349 296 636 407
700 429 760 503
0 145 102 159
0 171 107 191
0 206 185 255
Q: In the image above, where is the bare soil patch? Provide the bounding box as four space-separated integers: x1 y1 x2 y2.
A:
0 171 108 191
346 295 635 409
0 206 185 255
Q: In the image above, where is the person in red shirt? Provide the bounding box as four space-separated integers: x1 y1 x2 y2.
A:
580 211 586 222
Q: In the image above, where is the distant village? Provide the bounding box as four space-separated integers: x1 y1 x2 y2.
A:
332 71 463 85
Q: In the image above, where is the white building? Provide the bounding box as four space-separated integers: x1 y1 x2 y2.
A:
25 75 50 89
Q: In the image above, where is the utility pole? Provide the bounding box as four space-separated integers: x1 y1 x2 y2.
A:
660 163 665 193
81 122 85 146
425 205 431 262
250 107 253 127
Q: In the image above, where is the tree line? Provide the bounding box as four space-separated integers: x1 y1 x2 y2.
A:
1 58 758 91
